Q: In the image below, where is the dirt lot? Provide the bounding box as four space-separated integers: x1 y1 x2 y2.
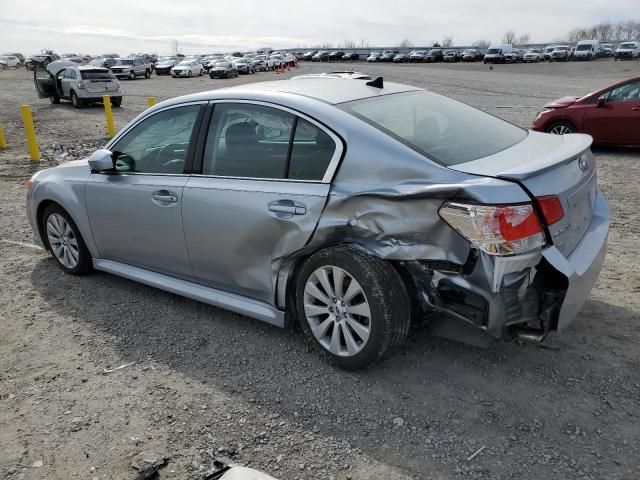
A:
1 60 639 480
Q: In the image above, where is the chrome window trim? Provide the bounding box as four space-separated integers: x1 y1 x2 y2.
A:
201 99 345 184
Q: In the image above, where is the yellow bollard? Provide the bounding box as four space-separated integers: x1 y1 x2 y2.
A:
0 119 7 149
103 95 116 138
20 105 40 161
147 96 156 108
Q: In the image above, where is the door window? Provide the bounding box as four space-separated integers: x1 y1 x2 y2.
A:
202 103 337 181
203 103 295 179
606 81 640 103
288 119 336 180
111 104 201 174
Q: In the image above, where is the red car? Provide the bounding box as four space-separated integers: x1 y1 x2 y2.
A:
532 76 640 145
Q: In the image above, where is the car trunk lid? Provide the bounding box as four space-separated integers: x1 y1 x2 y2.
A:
450 131 596 256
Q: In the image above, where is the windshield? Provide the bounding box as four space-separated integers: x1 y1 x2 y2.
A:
527 49 540 53
486 48 501 54
116 59 134 65
340 91 527 166
81 70 116 80
215 62 231 68
620 43 636 49
555 47 568 51
576 44 593 51
178 61 192 66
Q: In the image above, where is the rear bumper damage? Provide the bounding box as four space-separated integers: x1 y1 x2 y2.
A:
408 191 609 346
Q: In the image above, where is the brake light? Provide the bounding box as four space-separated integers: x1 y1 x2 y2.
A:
77 81 86 89
439 202 546 256
537 195 564 225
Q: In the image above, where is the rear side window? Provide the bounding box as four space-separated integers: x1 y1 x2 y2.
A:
202 103 336 181
80 70 116 80
341 91 527 166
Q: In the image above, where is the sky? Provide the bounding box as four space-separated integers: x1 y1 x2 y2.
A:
0 0 635 56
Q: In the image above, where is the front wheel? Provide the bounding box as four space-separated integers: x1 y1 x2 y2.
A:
188 70 192 77
295 247 411 370
129 71 136 80
49 96 60 104
145 70 151 79
546 120 576 135
42 204 92 275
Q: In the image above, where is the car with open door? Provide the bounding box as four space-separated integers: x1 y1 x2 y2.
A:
27 78 609 370
532 76 640 145
33 60 122 108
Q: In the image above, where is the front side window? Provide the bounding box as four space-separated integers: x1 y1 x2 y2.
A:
111 104 201 174
607 80 640 103
341 91 527 166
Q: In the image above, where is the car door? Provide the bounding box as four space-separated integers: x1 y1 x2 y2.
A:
85 102 205 279
582 80 640 144
182 101 343 304
61 68 75 97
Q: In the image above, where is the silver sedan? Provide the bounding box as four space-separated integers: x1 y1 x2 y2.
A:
26 78 609 369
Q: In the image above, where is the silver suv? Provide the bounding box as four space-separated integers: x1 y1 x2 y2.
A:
34 60 122 107
110 58 151 79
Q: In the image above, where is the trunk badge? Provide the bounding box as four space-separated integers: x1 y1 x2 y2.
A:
578 156 589 171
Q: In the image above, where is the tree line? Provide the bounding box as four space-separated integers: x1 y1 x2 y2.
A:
568 20 640 42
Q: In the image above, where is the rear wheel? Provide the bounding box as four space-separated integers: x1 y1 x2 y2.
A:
111 97 122 107
42 204 92 275
295 247 411 370
546 120 576 135
70 91 83 108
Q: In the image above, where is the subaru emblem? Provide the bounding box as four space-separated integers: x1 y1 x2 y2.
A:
578 156 588 172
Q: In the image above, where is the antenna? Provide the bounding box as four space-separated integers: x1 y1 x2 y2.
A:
366 77 383 88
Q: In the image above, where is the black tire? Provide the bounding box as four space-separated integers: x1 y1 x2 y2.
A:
546 120 576 135
70 91 83 108
129 71 136 80
111 97 122 107
49 96 60 104
41 204 92 275
145 69 151 79
295 246 411 370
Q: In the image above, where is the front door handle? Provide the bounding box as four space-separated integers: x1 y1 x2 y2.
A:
632 106 640 111
152 190 178 204
268 200 306 218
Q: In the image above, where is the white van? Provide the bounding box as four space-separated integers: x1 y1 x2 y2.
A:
614 41 640 60
574 40 599 60
483 44 512 64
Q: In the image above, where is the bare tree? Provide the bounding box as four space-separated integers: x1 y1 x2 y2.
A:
472 39 490 48
595 22 613 41
399 38 413 48
170 39 181 56
359 38 370 48
502 30 517 44
432 41 441 47
441 36 453 47
342 40 356 49
517 33 530 45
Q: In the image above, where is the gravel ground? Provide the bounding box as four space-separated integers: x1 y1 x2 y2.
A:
1 60 639 480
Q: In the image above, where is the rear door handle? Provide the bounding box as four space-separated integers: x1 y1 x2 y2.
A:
268 200 306 217
152 190 178 203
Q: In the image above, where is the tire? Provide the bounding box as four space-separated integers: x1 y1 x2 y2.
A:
129 71 136 80
49 96 60 104
70 91 83 108
41 204 92 275
111 97 122 107
188 70 192 77
546 120 576 135
295 246 411 370
145 70 151 79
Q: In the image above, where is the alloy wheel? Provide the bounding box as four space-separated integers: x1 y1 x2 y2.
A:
550 124 572 135
303 266 372 357
46 213 80 269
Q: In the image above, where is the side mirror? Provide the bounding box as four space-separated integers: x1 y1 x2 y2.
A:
88 149 114 171
596 96 606 107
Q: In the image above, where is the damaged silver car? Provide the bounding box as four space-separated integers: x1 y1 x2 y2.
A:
26 78 609 369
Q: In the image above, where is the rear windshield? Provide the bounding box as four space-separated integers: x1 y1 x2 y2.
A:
340 91 527 166
81 70 116 80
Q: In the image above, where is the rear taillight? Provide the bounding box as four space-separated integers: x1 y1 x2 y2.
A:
77 81 86 89
439 202 546 256
537 195 564 225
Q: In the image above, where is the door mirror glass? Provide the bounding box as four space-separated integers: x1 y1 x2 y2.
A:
596 96 606 107
88 149 115 171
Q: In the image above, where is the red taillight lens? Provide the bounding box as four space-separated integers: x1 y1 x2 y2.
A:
498 205 543 241
537 195 564 225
